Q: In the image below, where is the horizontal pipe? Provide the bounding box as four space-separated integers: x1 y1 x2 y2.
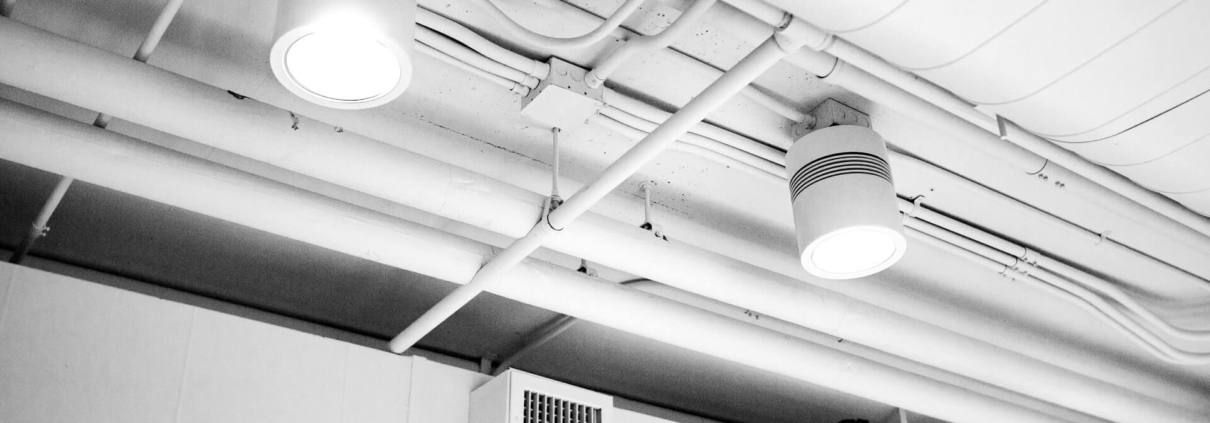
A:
629 281 1107 423
416 7 550 79
416 26 538 88
603 88 790 158
588 113 785 184
595 107 784 178
0 98 1068 423
713 1 1210 288
1 17 1205 418
415 41 524 92
389 35 795 353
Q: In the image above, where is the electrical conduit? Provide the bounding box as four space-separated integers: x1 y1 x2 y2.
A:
386 34 801 353
0 17 1204 419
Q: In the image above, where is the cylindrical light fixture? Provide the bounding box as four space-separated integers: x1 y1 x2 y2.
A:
786 125 906 279
270 0 415 109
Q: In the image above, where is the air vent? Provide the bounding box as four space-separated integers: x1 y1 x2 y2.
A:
789 151 892 202
471 369 613 423
522 390 602 423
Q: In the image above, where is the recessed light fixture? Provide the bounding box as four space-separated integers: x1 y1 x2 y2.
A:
786 125 906 279
270 0 415 109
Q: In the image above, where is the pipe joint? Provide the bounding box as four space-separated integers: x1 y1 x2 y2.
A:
775 16 831 52
543 196 564 232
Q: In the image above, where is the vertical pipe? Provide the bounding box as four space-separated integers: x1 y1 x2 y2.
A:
551 127 561 198
7 0 185 264
387 36 797 353
8 176 72 264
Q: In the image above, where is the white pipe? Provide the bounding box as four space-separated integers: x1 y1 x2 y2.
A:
629 281 1108 423
8 175 72 264
595 107 784 179
387 35 798 353
9 0 185 264
479 0 810 124
0 99 1072 423
467 0 645 50
586 0 718 88
603 89 790 159
588 113 785 184
903 197 1210 363
415 26 539 88
133 0 185 62
415 42 523 93
1 17 1203 417
708 1 1210 286
907 227 1188 365
416 7 550 79
813 29 1210 248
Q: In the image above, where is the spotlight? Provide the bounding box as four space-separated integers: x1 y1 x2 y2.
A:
786 125 906 279
270 0 415 109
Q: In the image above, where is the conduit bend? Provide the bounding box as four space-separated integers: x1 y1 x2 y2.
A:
586 0 718 88
2 16 1206 418
0 99 1072 423
467 0 645 50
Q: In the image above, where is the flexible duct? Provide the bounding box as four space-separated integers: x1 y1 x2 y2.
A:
0 17 1204 420
0 98 1071 423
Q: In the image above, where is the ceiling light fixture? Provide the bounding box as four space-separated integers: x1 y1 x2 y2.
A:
786 125 906 279
270 0 415 109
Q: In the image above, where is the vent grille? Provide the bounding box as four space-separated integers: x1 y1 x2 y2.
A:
790 152 892 202
523 390 602 423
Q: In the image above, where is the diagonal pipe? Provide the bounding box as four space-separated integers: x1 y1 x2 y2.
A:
387 33 800 353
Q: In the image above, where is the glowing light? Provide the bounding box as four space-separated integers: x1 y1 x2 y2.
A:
284 31 402 102
807 228 900 276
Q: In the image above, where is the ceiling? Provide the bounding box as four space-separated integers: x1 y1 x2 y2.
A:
2 0 1210 423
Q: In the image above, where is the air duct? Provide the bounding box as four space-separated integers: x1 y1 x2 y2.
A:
787 125 905 279
270 0 415 109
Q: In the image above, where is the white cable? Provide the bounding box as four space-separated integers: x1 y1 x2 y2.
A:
468 0 646 50
416 7 550 79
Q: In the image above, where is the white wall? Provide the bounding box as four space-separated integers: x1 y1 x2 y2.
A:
0 262 688 423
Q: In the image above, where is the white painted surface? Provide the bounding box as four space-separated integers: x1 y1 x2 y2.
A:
0 262 411 423
0 262 690 423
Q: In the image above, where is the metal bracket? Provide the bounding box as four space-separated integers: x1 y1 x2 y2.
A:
577 259 598 277
792 98 871 137
542 196 563 232
639 182 668 241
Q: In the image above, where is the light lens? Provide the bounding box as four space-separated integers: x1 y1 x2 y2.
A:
285 31 401 102
809 228 899 276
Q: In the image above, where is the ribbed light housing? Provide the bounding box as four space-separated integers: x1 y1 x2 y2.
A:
786 125 906 279
270 0 415 109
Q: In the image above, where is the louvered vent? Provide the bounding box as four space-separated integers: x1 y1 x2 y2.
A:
471 369 613 423
522 391 602 423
